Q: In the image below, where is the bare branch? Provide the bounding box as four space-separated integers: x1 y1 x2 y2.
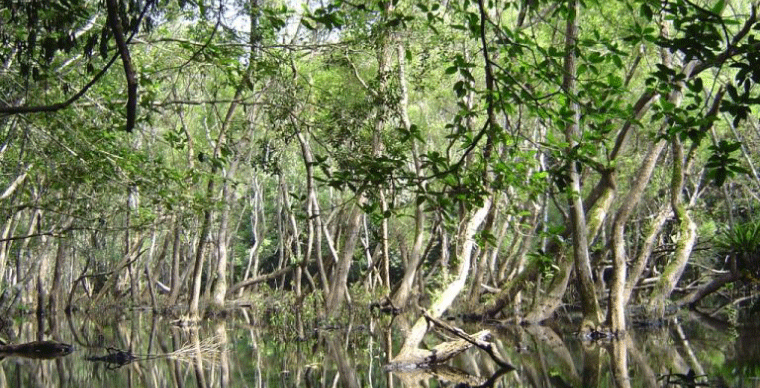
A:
0 166 30 201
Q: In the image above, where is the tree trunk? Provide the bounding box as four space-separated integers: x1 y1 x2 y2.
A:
390 39 426 307
609 139 667 331
295 131 331 297
392 197 491 361
524 251 572 323
611 334 632 388
48 231 69 313
211 162 237 308
624 206 670 305
325 204 363 316
647 137 697 315
188 183 213 318
0 209 24 286
323 0 393 316
609 20 695 330
211 143 253 307
647 85 724 313
189 0 260 319
561 0 602 330
167 218 182 305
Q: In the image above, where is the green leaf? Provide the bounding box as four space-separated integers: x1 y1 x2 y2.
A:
711 0 726 15
640 3 653 21
588 51 604 64
611 54 623 69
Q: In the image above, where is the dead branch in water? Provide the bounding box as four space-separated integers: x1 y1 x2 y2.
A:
422 311 513 369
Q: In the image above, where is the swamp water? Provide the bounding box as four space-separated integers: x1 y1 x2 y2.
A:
1 309 759 387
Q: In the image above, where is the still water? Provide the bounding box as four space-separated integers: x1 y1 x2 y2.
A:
1 308 759 387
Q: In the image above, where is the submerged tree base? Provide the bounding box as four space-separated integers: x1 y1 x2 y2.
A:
385 329 493 370
387 310 514 371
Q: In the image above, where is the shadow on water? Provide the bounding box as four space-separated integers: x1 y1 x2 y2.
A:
0 308 759 387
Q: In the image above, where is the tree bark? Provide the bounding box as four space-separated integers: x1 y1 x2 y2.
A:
647 86 724 313
105 0 137 132
0 210 23 287
390 39 427 308
295 131 331 296
48 231 69 313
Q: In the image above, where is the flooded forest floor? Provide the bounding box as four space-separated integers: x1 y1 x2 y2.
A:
0 297 759 387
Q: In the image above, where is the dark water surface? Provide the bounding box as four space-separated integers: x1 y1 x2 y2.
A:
1 309 759 387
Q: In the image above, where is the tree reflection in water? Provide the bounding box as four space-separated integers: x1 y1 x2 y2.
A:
0 310 757 387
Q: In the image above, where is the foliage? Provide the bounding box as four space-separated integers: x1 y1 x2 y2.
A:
717 221 760 256
706 140 750 187
717 221 760 279
1 0 760 343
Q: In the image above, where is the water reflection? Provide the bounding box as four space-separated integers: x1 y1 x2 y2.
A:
0 310 758 387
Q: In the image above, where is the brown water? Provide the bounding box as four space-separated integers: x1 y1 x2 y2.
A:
1 309 759 387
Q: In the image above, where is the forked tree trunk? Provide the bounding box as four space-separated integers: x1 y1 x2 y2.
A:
609 21 694 331
324 1 392 316
391 198 491 365
609 139 667 331
295 131 331 297
189 0 260 319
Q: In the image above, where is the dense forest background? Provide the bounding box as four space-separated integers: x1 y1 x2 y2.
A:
1 0 759 340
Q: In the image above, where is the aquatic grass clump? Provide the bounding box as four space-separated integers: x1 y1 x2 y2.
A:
166 334 225 367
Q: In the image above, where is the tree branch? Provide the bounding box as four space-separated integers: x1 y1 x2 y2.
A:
0 0 154 130
0 53 120 116
226 265 296 296
106 0 137 132
0 166 29 201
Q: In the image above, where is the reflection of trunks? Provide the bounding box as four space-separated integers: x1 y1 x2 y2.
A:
0 340 74 360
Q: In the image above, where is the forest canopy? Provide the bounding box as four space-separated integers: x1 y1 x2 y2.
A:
1 0 760 341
